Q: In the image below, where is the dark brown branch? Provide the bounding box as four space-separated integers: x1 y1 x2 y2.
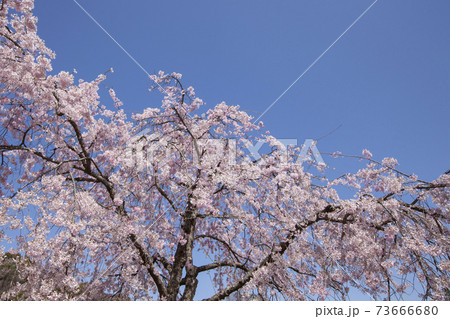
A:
154 181 178 214
204 215 320 301
1 144 59 164
195 234 247 263
197 261 248 273
172 107 201 160
66 176 98 183
415 184 448 190
154 253 172 273
0 31 26 54
128 234 167 298
166 199 197 300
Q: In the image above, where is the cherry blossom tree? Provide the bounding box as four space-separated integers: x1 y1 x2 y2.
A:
0 0 449 301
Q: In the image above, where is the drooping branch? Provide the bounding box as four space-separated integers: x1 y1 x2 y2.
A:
195 234 249 263
203 214 321 301
128 234 168 299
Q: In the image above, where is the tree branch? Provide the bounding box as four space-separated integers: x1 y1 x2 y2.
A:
197 261 248 273
128 234 167 299
203 215 320 301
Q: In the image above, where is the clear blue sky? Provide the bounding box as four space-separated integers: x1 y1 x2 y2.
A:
31 0 450 300
33 0 450 182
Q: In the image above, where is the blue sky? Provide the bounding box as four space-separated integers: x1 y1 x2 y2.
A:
30 0 450 300
33 0 450 182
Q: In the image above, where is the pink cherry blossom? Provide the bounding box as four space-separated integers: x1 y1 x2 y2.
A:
0 1 448 301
